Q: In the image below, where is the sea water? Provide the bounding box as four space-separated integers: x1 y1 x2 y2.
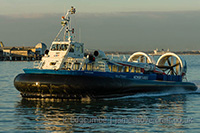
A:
0 55 200 132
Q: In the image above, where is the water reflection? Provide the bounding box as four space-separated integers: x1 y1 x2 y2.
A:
15 94 192 132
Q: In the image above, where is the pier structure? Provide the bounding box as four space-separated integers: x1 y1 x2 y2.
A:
0 42 47 61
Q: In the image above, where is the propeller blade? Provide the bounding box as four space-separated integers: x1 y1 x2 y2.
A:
170 67 173 75
172 68 176 75
172 63 180 67
157 63 180 69
167 70 171 75
167 58 171 66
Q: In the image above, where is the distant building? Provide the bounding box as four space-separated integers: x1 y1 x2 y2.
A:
35 42 47 55
153 48 170 55
0 42 47 61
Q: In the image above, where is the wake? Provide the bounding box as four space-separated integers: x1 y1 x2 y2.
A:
104 80 200 100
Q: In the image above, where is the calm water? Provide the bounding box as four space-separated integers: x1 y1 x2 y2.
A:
0 55 200 132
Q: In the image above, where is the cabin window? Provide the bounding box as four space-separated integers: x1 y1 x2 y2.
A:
87 63 92 71
125 66 130 72
130 67 135 73
50 62 56 65
118 66 123 72
60 44 68 51
82 64 87 70
112 65 118 72
73 63 80 70
66 62 72 69
51 44 60 51
69 44 75 52
108 64 112 71
136 67 141 73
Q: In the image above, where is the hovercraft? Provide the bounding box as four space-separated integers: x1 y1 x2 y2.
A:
14 6 197 99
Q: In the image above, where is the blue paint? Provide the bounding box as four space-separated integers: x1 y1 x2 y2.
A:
23 68 181 82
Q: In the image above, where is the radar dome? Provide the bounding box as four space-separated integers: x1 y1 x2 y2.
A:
35 42 47 55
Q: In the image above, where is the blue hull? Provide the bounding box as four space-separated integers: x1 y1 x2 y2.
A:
14 69 197 99
23 68 183 82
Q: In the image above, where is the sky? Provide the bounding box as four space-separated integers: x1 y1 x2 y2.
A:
0 0 200 51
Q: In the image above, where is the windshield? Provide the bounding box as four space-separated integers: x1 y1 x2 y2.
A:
51 44 68 51
60 44 68 51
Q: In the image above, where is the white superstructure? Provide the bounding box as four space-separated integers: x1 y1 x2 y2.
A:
35 6 186 77
38 6 86 70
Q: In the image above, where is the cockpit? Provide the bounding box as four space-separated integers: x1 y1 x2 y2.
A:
51 44 69 51
49 42 84 59
50 43 78 53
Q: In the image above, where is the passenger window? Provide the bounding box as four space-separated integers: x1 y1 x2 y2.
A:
60 44 68 51
73 63 80 70
108 65 112 71
118 66 123 72
51 44 59 51
82 64 87 70
125 66 130 72
50 62 56 65
87 64 92 71
112 65 118 72
130 67 135 73
66 63 71 69
136 67 141 73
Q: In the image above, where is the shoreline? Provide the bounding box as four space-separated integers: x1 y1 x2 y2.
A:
0 51 200 61
105 51 200 55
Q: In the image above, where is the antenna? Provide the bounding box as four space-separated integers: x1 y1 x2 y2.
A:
79 28 82 43
53 6 76 42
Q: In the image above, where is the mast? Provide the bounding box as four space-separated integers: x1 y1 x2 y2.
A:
54 6 76 42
